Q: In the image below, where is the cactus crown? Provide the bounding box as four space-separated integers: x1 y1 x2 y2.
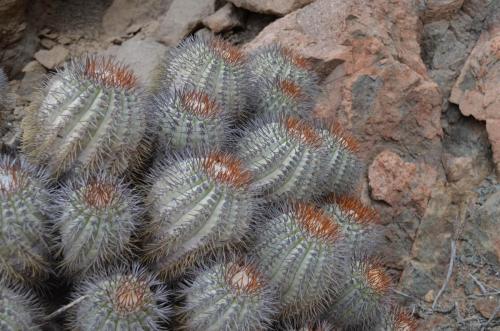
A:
325 195 380 226
180 90 222 118
325 122 360 153
284 117 323 148
202 151 252 188
291 203 342 243
386 306 418 331
81 56 138 89
280 47 312 70
224 261 264 295
356 258 391 295
209 38 246 65
0 155 45 195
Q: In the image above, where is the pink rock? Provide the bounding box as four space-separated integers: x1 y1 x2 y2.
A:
368 150 438 214
228 0 314 16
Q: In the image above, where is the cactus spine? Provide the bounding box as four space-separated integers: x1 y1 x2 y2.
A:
324 257 392 330
0 285 41 330
0 154 52 287
143 151 255 279
237 116 327 201
250 203 346 320
156 35 248 118
55 173 140 277
70 265 170 330
180 260 277 331
151 89 232 151
376 306 418 331
22 56 148 178
321 196 382 255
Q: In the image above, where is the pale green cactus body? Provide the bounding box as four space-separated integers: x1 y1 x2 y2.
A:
22 56 149 178
250 203 346 321
324 257 392 330
0 154 52 287
143 152 255 280
151 89 232 151
180 260 277 331
157 35 248 118
55 173 140 277
71 265 170 330
237 117 327 201
0 285 41 330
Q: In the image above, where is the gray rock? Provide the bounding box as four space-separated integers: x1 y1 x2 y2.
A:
103 37 168 86
34 45 69 70
18 61 46 103
155 0 216 46
227 0 314 16
202 3 245 33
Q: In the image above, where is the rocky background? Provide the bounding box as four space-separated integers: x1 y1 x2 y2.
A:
0 0 499 329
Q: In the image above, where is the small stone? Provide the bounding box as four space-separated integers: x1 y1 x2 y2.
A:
475 297 498 319
40 38 56 49
443 155 474 183
34 46 69 70
39 28 58 40
202 3 245 33
424 289 435 302
57 35 72 45
155 0 216 46
227 0 314 16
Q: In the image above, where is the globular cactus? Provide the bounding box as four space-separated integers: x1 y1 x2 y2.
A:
251 77 316 119
319 123 363 194
321 196 382 256
179 260 277 331
0 154 52 287
237 116 327 201
156 35 248 118
150 89 232 151
324 257 392 330
54 173 141 277
250 203 346 321
22 56 149 178
142 151 255 280
0 285 42 330
376 306 418 331
70 265 170 330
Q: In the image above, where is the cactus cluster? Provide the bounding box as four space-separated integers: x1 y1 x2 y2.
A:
0 33 418 330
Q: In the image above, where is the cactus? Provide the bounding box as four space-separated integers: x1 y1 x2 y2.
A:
54 172 141 277
22 56 149 178
376 306 418 331
319 123 363 194
0 285 42 330
237 116 327 201
156 35 248 118
151 88 232 151
180 260 277 331
324 256 392 330
142 151 255 280
0 154 52 287
70 265 170 330
251 77 316 119
250 202 346 321
321 195 382 255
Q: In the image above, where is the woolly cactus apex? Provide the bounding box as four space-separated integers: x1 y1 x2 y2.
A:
319 123 363 195
142 151 255 280
0 285 42 330
157 35 248 118
0 154 52 287
21 55 149 178
70 265 170 330
55 173 140 277
377 306 418 331
180 260 277 331
237 116 327 201
252 77 316 119
321 195 383 255
250 202 347 321
324 256 392 330
151 88 232 151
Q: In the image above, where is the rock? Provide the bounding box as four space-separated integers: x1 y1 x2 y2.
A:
34 45 69 70
368 150 438 214
450 27 500 173
420 0 465 23
227 0 314 16
102 37 167 86
443 155 475 182
155 0 216 46
18 60 46 102
102 0 171 36
40 38 56 49
475 296 499 319
202 3 245 33
423 289 435 303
